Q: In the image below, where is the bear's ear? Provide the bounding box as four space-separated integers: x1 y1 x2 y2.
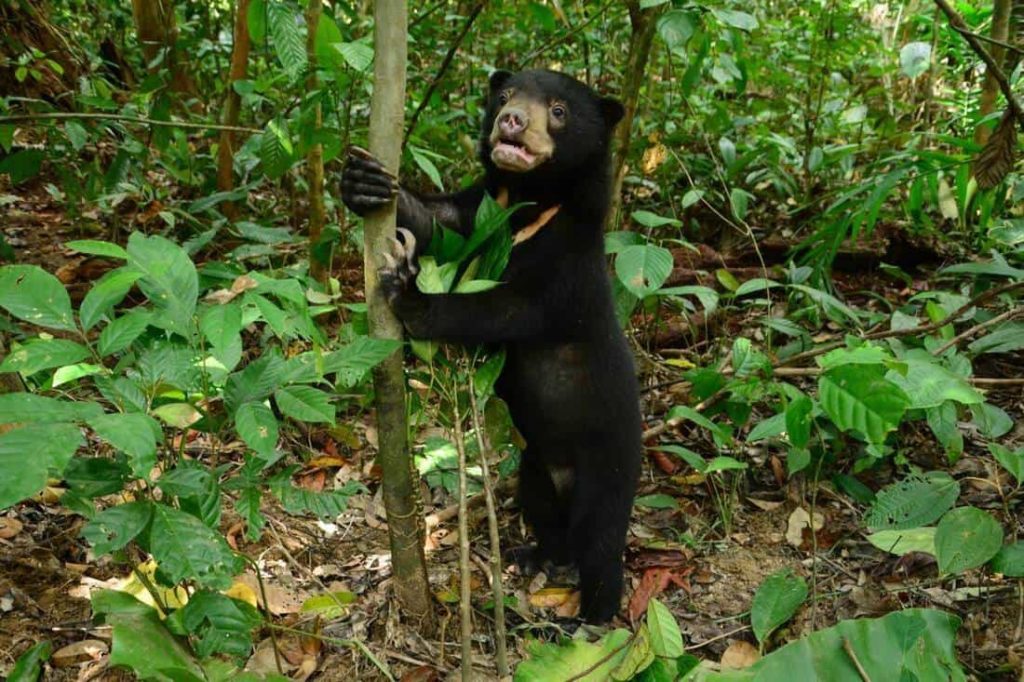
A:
599 97 625 128
489 70 513 95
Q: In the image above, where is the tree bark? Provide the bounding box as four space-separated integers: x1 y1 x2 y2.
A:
974 0 1012 144
305 0 326 282
607 1 662 230
216 0 252 220
364 0 434 622
131 0 198 102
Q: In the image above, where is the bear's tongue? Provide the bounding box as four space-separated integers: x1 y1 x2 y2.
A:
494 141 536 163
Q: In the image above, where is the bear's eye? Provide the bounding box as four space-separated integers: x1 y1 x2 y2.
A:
550 103 567 119
498 90 511 105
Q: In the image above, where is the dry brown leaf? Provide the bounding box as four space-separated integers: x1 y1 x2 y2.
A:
785 507 823 548
238 573 307 615
52 640 107 667
554 590 581 618
529 586 575 609
0 517 23 539
642 143 668 175
307 455 347 469
720 640 760 670
399 666 441 682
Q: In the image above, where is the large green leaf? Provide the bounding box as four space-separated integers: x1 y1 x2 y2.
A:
270 477 363 519
615 244 674 299
686 609 963 681
514 628 631 681
274 385 335 424
751 570 808 643
200 302 243 371
82 501 153 555
79 266 142 331
148 505 243 590
95 591 205 681
817 364 909 445
885 353 982 409
0 423 83 509
98 310 151 357
173 590 262 658
268 2 307 80
88 412 162 478
935 506 1004 575
7 641 52 682
322 336 401 387
0 265 77 331
646 598 684 658
864 472 960 531
235 402 279 460
0 338 91 376
991 543 1024 577
867 527 936 556
0 393 103 424
126 233 198 339
656 10 696 49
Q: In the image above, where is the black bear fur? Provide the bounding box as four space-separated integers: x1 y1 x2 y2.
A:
342 69 642 623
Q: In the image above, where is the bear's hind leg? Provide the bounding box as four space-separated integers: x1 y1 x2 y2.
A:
512 450 571 571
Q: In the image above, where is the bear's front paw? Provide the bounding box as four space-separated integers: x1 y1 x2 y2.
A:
341 146 399 216
378 227 420 307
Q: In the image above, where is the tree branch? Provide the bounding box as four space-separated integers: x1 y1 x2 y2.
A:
0 111 261 134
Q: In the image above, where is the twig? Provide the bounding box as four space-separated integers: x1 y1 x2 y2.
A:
841 637 872 681
403 2 486 147
426 476 516 528
468 372 509 677
933 0 1024 126
956 28 1024 56
931 306 1023 355
0 111 262 134
450 389 474 681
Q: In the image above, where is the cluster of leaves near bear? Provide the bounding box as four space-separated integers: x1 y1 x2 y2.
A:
0 230 401 674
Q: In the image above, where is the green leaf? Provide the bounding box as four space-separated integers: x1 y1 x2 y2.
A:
64 456 130 497
79 266 142 331
0 423 83 509
785 395 813 449
926 401 963 461
200 302 243 371
126 233 198 339
885 353 982 409
864 473 959 532
970 402 1013 438
152 402 202 429
935 507 1004 575
82 501 153 555
65 239 128 260
88 413 161 478
656 10 696 49
98 310 151 357
631 210 682 228
817 364 909 445
869 527 936 556
710 8 758 30
247 0 266 43
98 591 206 681
269 477 364 518
513 628 631 681
260 119 294 180
0 265 77 331
0 149 44 184
988 443 1024 485
751 570 808 643
990 543 1024 577
235 402 279 460
610 625 655 680
175 591 261 658
616 244 674 298
666 405 733 447
734 278 783 298
816 344 891 369
268 1 307 80
635 494 679 509
322 336 401 387
313 14 345 70
968 323 1024 354
333 41 373 72
900 41 931 79
149 504 243 589
0 393 102 424
274 385 335 424
0 338 91 375
301 590 356 619
731 337 769 378
746 412 786 443
410 145 444 190
7 641 52 682
688 609 963 681
647 598 684 658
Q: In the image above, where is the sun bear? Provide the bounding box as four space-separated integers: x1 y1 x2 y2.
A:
342 69 642 623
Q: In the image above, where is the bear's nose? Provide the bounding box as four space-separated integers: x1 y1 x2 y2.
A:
498 108 528 136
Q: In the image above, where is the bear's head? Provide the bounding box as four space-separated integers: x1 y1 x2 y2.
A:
481 70 624 178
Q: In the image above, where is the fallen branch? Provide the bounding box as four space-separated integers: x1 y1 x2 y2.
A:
931 306 1023 355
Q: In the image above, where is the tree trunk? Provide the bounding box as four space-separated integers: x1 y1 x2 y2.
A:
305 0 326 282
364 0 434 622
216 0 252 220
131 0 198 101
607 1 662 230
975 0 1012 144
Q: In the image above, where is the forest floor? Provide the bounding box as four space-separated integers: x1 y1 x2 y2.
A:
1 179 1023 681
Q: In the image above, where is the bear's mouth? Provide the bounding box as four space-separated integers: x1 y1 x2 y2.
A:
491 137 548 172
